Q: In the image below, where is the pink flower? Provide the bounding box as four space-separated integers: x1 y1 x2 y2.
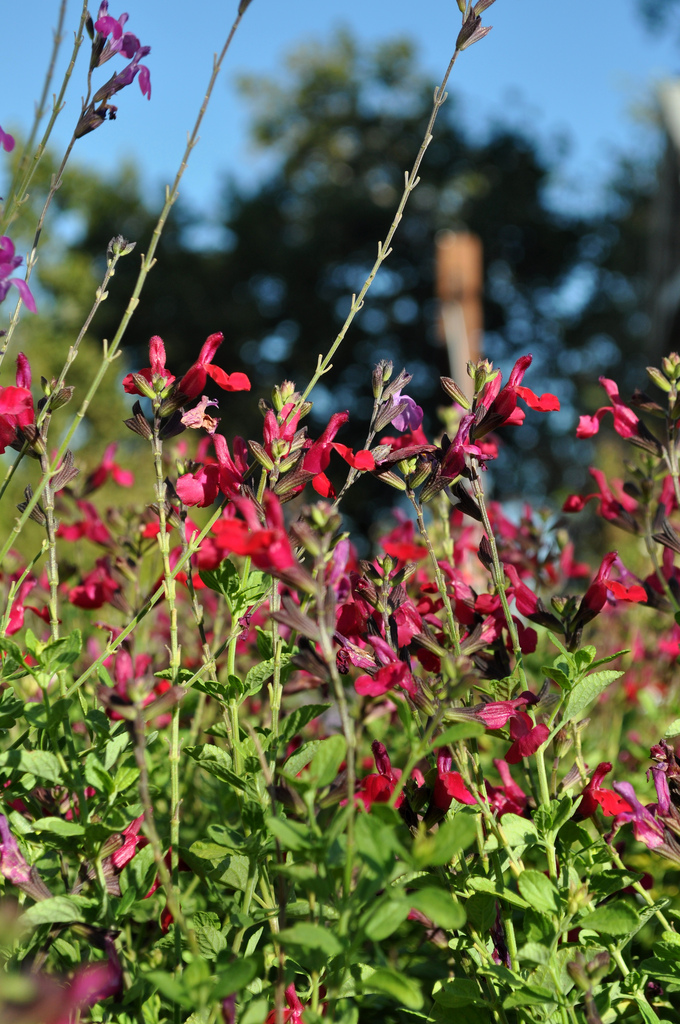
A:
576 376 640 439
177 332 250 400
181 395 220 433
0 353 35 452
563 467 638 531
86 443 134 490
58 500 114 547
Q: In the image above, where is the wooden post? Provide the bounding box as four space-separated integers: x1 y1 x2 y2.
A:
435 230 483 399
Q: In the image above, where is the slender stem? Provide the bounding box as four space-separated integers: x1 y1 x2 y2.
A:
407 490 461 655
0 5 251 558
291 47 461 413
0 0 85 238
469 464 527 687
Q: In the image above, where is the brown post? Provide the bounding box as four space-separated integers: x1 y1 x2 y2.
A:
435 230 483 399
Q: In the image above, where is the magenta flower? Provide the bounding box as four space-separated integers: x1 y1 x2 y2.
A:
610 781 666 849
354 635 417 698
0 237 37 313
576 376 639 439
94 3 142 64
0 814 52 901
433 750 476 808
441 413 488 478
0 125 15 152
0 352 35 453
123 335 176 396
563 466 638 532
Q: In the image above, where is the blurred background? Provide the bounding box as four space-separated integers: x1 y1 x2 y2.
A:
3 0 680 530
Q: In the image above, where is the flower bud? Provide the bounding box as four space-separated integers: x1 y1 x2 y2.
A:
410 457 433 490
663 352 680 380
440 376 472 409
646 365 672 393
129 372 157 401
108 235 136 259
49 386 75 411
248 440 275 471
377 471 407 492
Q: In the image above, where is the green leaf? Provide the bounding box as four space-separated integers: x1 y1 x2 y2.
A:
579 901 641 935
185 744 246 790
430 722 485 748
541 665 571 690
31 817 85 837
0 749 61 784
433 978 486 1008
485 813 539 852
214 956 260 998
408 888 466 930
144 971 193 1009
665 718 680 739
279 705 331 747
503 985 556 1009
41 630 82 671
518 942 550 965
363 898 410 941
266 816 313 852
466 876 529 910
21 895 87 927
243 658 277 697
308 734 346 787
562 670 623 722
517 870 558 914
189 841 232 862
282 740 322 778
413 813 478 867
193 911 227 959
363 968 423 1010
277 923 343 956
113 764 140 794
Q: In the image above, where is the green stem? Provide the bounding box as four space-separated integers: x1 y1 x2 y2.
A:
0 5 251 557
291 46 461 413
408 490 461 655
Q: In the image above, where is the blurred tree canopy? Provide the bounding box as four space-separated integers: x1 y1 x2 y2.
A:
8 32 657 515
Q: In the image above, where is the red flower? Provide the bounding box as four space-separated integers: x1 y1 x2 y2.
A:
485 759 527 817
0 353 34 453
577 762 632 819
505 712 550 764
264 984 306 1024
354 636 417 698
123 335 176 395
212 493 296 574
471 354 559 440
357 741 404 808
68 558 120 609
576 376 639 439
58 500 114 546
86 443 134 490
433 750 476 808
563 467 638 531
176 433 248 506
303 411 375 497
176 332 250 400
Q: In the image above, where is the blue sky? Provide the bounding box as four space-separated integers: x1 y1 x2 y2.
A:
3 1 680 224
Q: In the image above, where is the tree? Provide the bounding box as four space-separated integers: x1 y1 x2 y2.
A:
17 32 658 517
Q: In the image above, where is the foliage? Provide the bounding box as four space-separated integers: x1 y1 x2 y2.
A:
1 5 680 1024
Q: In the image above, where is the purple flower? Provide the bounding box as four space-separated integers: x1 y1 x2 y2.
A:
389 391 424 433
0 237 37 313
94 3 142 64
76 46 152 137
0 125 15 152
610 782 666 849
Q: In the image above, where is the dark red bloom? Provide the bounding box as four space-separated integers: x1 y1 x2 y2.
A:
176 332 251 400
471 354 559 440
433 750 476 809
505 713 550 764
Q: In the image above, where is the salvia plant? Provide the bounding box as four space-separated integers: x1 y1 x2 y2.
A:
1 3 680 1024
